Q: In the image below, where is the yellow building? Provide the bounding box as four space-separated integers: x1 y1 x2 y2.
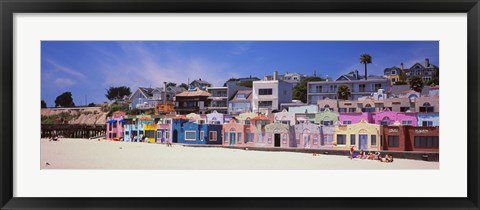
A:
333 120 382 151
143 124 157 143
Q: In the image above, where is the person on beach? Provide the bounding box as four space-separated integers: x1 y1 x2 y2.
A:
349 146 355 160
358 150 364 159
374 152 381 160
367 152 375 160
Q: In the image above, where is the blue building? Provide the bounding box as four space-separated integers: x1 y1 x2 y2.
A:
172 116 223 144
417 113 439 127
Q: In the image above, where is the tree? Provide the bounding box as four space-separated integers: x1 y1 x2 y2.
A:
408 76 425 92
426 77 439 86
179 83 189 90
41 100 47 108
237 80 253 88
87 102 96 107
292 76 324 103
105 86 131 101
165 82 177 88
54 92 75 107
337 85 351 100
360 53 372 80
393 81 408 85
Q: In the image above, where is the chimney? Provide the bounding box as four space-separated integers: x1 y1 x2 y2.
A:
199 78 202 81
400 63 404 70
355 70 359 79
273 70 278 80
424 58 430 67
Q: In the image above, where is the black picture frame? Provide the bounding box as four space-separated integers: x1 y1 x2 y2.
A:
1 0 479 209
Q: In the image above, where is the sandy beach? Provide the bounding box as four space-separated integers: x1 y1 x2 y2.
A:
40 138 439 169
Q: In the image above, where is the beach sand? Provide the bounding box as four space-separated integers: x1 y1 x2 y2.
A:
40 138 439 169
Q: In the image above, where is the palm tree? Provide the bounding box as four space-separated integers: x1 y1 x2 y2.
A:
337 85 351 100
360 53 372 80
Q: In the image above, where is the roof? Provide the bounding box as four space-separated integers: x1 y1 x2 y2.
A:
252 114 270 121
172 115 189 120
138 87 154 97
112 111 126 115
176 88 211 97
190 79 211 86
167 86 187 93
138 116 153 121
230 90 252 102
389 85 411 96
384 66 402 74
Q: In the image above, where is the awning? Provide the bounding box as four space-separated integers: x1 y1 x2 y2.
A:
119 119 125 123
107 120 117 123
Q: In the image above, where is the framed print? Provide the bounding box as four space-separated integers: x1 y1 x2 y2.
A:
1 0 479 209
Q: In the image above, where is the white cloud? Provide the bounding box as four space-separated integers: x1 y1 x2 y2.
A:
230 42 251 55
54 78 76 86
47 59 86 79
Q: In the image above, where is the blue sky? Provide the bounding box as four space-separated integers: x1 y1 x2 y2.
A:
41 41 438 106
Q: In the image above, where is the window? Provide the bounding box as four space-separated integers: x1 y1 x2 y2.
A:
198 120 205 124
339 108 347 113
109 124 112 131
371 135 377 146
237 94 246 99
281 121 290 125
388 136 400 147
245 119 251 125
359 84 366 92
374 83 382 91
224 132 228 143
282 134 287 144
422 121 434 126
258 101 273 108
315 85 322 93
400 107 410 112
209 131 217 141
200 131 205 141
237 133 242 143
349 108 357 112
414 136 439 148
320 120 334 126
125 131 129 135
350 134 356 145
391 70 396 75
296 134 300 145
165 131 169 139
420 102 434 113
113 123 117 128
402 120 412 125
259 88 273 95
185 131 196 140
337 135 346 145
313 135 318 145
343 120 352 125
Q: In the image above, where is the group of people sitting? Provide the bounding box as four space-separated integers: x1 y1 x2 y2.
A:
349 146 394 163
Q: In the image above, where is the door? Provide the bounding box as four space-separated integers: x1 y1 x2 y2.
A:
274 134 281 147
303 134 310 148
173 130 178 143
359 134 368 150
230 132 236 145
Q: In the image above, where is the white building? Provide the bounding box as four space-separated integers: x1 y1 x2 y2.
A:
252 71 293 112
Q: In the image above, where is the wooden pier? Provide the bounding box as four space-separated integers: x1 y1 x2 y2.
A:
41 124 106 139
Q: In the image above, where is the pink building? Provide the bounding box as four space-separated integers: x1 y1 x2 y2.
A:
106 111 126 140
222 118 253 146
373 109 418 126
339 112 373 125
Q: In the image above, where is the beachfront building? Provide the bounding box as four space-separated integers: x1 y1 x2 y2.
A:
404 58 439 82
274 109 296 125
372 109 418 126
236 112 258 125
338 100 359 113
171 115 189 143
179 122 223 145
174 88 211 114
156 115 173 144
293 122 323 148
415 96 439 113
314 109 339 126
382 125 409 151
357 97 384 113
317 98 338 112
222 118 254 147
206 111 225 125
106 111 125 140
250 114 271 147
417 113 440 127
384 97 414 112
123 115 156 142
333 120 382 151
321 126 335 148
405 126 439 152
207 86 228 114
307 70 391 104
252 71 293 113
263 122 295 148
129 87 183 110
338 112 373 125
228 89 253 114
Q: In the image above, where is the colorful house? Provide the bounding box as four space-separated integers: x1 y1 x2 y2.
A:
222 118 252 146
236 112 258 125
372 109 417 126
314 109 339 126
156 115 174 143
317 98 338 112
263 122 295 148
293 122 323 148
177 121 223 144
333 120 382 151
320 126 335 148
138 116 156 143
274 109 296 125
382 125 409 151
186 113 206 124
338 112 373 125
106 111 125 140
123 115 155 142
206 111 225 124
405 126 439 152
171 115 189 143
417 113 439 126
250 114 271 147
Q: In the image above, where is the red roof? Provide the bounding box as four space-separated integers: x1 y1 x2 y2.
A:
252 114 270 121
138 116 153 121
173 115 189 120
